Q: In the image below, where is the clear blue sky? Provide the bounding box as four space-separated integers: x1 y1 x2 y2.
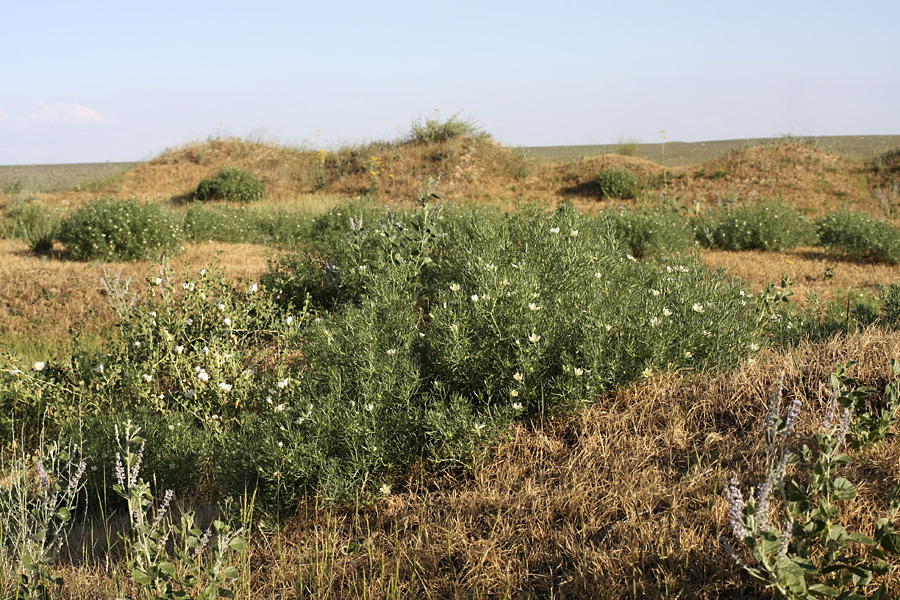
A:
2 0 898 164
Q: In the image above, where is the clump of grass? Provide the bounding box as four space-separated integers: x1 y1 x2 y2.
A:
194 167 266 203
408 111 485 144
816 209 900 264
613 135 641 157
58 197 183 261
3 200 60 253
596 167 640 199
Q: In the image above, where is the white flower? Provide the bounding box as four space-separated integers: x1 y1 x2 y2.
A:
512 402 523 411
185 318 193 325
641 367 653 378
471 294 479 302
550 227 560 234
662 308 672 317
218 382 232 393
184 389 196 399
277 441 283 448
651 289 660 297
692 303 704 313
199 269 208 276
8 367 21 376
628 255 637 261
450 323 459 333
275 403 285 412
684 351 693 359
379 483 392 495
132 341 141 348
284 315 293 325
649 317 660 327
93 364 105 374
202 347 210 355
513 372 524 382
175 346 184 354
529 303 540 311
485 263 496 272
750 342 760 352
223 317 232 327
182 282 195 291
33 361 46 371
248 282 258 293
217 303 226 311
528 333 540 344
365 403 374 412
358 265 367 272
197 369 209 382
386 348 397 356
450 283 460 292
474 422 486 434
510 389 519 397
154 278 163 286
595 272 602 279
142 374 153 383
570 229 578 237
574 367 584 377
277 377 290 389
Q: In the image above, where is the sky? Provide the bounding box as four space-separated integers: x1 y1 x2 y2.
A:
1 0 898 165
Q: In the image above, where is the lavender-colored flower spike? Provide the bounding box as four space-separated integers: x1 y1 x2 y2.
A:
777 520 793 559
129 441 145 488
835 405 854 448
66 461 87 495
823 390 839 430
37 461 49 489
765 373 785 433
152 489 175 527
193 525 214 559
779 398 802 442
114 452 126 487
725 476 748 540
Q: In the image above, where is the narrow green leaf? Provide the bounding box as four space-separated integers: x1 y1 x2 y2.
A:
847 532 875 545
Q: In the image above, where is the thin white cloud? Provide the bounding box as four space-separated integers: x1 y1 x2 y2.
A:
0 101 111 125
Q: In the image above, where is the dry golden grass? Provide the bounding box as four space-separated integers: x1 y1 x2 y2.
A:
701 246 900 305
0 239 268 358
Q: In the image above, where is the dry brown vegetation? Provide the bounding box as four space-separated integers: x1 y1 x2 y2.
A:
2 134 900 597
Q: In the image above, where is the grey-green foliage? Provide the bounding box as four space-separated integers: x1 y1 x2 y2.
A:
59 197 183 261
194 167 266 203
596 167 640 199
602 208 696 258
817 209 900 264
3 200 59 253
182 205 311 245
695 201 817 252
725 361 900 599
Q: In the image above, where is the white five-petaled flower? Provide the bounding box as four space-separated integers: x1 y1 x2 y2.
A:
651 289 660 296
450 283 460 292
142 374 153 383
93 364 105 374
450 323 459 332
358 265 367 272
750 342 760 352
218 382 232 392
684 351 693 359
202 347 210 355
474 422 486 433
510 389 519 397
8 367 21 376
154 277 163 285
692 303 704 313
550 227 560 234
223 317 232 327
277 377 290 389
570 229 578 237
528 333 540 344
184 389 196 399
662 308 672 317
175 346 184 354
513 372 524 382
33 361 46 371
529 303 540 311
284 316 293 325
365 403 374 412
380 483 392 495
248 282 258 293
512 402 523 411
471 294 479 302
217 303 226 311
386 348 397 355
574 368 584 377
641 367 653 378
650 317 660 327
197 369 210 382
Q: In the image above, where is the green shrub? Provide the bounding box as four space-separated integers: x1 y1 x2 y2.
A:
59 197 183 261
194 167 266 203
695 201 817 252
408 112 485 144
816 209 900 264
596 167 640 199
602 208 695 258
183 205 312 245
879 282 900 329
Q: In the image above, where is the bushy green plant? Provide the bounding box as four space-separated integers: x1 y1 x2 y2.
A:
816 209 900 264
878 282 900 329
695 201 817 252
58 197 183 261
194 167 266 203
3 201 59 253
408 111 485 144
182 205 312 245
724 361 900 599
602 208 696 258
596 167 640 199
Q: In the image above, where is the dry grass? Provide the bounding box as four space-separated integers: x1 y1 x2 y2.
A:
0 239 268 358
